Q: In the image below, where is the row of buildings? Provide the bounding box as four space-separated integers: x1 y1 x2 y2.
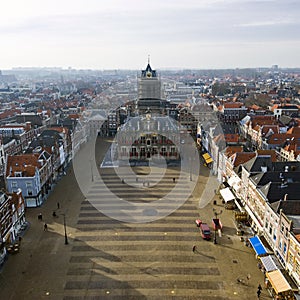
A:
1 63 300 297
194 94 300 296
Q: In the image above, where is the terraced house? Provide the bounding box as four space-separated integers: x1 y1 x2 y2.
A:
6 152 52 207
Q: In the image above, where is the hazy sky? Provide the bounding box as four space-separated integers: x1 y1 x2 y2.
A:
1 0 299 70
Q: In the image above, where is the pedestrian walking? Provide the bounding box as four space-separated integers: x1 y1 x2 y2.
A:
57 202 60 209
38 213 43 221
192 245 196 253
44 223 48 231
258 284 262 291
247 274 251 281
257 288 261 299
52 211 57 217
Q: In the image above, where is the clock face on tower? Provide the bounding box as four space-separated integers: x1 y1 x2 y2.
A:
146 71 152 78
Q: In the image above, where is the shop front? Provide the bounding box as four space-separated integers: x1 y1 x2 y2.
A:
265 269 295 299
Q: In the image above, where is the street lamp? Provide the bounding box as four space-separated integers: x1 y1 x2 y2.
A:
61 214 68 245
213 208 222 244
189 157 192 181
90 159 94 182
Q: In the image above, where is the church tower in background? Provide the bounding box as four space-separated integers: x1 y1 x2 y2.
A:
137 57 166 115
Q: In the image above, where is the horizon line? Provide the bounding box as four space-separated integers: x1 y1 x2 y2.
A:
2 65 300 72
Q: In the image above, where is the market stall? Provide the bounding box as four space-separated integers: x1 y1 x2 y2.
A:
260 255 282 273
249 235 268 257
265 269 295 299
219 187 235 209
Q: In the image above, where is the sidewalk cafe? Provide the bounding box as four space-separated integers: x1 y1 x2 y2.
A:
265 269 295 299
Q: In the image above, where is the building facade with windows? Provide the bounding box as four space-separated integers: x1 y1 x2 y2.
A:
6 152 52 207
0 189 25 266
116 115 180 162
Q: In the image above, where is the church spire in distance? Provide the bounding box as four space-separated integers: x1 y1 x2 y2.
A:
142 55 156 78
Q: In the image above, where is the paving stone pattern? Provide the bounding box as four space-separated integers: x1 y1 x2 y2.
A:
63 167 228 300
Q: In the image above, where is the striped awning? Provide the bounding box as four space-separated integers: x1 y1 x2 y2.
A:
260 255 282 272
266 269 292 294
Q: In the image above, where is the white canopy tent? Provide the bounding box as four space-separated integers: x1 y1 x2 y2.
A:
219 187 235 203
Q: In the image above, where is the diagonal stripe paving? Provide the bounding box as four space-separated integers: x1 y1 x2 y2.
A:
62 166 229 300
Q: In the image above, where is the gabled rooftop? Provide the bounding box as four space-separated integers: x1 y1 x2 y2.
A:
6 154 42 177
270 200 300 216
224 146 244 158
229 152 256 167
243 153 275 173
259 182 300 203
250 171 300 187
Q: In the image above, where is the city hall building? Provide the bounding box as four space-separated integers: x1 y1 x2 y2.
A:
116 60 180 163
116 114 180 161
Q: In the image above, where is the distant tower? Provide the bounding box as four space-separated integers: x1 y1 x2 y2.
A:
137 57 165 115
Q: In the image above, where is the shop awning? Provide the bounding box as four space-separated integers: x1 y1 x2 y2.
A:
260 255 282 272
228 176 240 187
202 153 213 164
266 269 292 294
249 236 268 256
227 176 241 193
219 187 235 203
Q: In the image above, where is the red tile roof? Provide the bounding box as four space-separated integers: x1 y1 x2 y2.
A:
6 154 41 177
249 104 261 110
225 134 239 143
68 114 80 120
256 150 277 161
229 152 256 167
223 102 244 109
261 125 279 136
287 127 300 135
224 146 244 158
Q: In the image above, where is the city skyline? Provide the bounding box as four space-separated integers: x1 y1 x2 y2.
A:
1 0 300 70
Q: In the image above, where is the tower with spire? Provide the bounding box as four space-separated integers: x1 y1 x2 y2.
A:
137 56 166 115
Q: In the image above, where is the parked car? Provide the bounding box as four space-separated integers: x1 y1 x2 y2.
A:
199 223 211 240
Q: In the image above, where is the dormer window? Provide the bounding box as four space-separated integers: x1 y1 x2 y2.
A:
14 171 22 177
